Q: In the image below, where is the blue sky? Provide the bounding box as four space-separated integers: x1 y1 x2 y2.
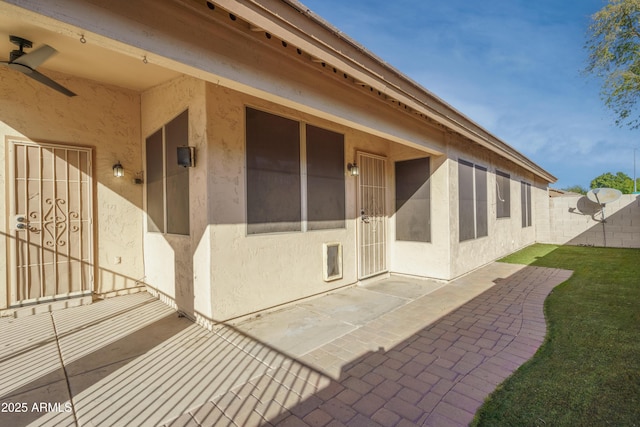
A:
300 0 638 189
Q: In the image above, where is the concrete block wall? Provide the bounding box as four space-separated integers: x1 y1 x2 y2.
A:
547 194 640 248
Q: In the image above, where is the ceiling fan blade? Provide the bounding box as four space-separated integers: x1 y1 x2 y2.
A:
13 45 57 69
26 69 76 97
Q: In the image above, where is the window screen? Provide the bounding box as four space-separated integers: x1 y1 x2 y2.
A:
526 184 532 226
395 157 431 242
521 181 532 227
458 160 475 241
475 165 488 238
459 159 488 241
246 108 301 234
496 170 511 218
146 130 164 233
166 110 190 235
306 125 345 230
145 110 191 235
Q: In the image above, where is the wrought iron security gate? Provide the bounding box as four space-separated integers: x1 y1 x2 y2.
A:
9 140 93 305
357 152 387 279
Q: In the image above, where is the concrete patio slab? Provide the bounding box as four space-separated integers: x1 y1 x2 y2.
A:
234 305 357 357
235 276 446 358
0 293 301 426
362 276 445 300
0 312 74 427
299 287 408 326
54 293 177 367
61 305 279 426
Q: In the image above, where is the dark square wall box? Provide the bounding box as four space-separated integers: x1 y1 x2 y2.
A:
177 146 195 168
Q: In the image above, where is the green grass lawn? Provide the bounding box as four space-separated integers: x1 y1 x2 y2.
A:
472 244 640 427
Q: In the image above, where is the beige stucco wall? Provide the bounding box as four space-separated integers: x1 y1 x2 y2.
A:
446 135 540 279
205 83 394 321
387 144 452 280
534 179 552 243
0 68 144 310
196 81 551 321
140 75 209 319
547 194 640 247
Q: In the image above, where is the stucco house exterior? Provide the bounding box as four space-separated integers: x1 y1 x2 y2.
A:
0 0 555 327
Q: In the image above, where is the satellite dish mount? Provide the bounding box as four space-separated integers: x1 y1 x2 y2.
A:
586 188 622 223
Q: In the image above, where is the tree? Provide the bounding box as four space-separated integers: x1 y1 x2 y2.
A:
590 171 639 193
585 0 640 129
561 185 588 195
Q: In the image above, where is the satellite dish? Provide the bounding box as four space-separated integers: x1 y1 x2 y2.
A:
586 188 622 223
586 188 622 205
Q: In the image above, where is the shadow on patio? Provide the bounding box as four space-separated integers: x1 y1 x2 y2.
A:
167 264 571 427
0 292 331 427
0 263 572 427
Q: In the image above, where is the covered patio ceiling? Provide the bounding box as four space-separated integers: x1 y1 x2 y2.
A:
0 5 180 93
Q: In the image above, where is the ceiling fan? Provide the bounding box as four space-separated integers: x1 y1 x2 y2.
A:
1 35 76 97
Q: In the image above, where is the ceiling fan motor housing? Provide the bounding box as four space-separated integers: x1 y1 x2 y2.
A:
8 35 32 62
10 50 25 62
9 35 32 48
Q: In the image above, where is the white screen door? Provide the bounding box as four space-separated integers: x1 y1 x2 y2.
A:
9 140 94 305
357 152 387 279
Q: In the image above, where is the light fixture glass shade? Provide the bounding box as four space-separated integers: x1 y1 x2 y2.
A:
347 163 359 176
113 162 124 177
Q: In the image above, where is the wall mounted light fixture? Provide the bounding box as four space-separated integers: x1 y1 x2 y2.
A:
113 162 124 177
347 162 359 176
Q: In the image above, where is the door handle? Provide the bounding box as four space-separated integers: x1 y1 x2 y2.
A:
361 210 370 223
15 215 26 230
15 215 37 232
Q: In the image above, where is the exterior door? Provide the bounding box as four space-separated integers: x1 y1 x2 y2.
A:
9 140 93 306
357 152 387 279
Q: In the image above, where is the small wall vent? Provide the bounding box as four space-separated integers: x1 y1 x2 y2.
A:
323 242 343 282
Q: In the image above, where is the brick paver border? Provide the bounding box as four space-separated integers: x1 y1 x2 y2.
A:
164 266 572 427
